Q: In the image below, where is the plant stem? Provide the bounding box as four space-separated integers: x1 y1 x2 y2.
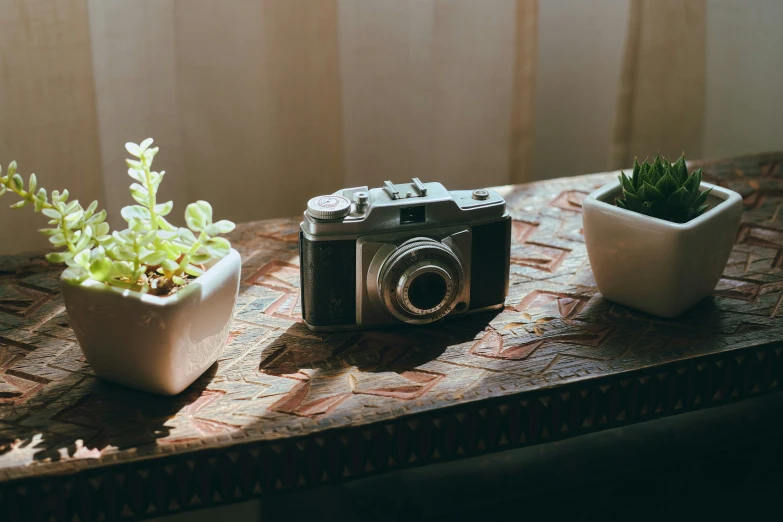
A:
2 181 78 253
141 155 158 231
60 217 79 254
132 236 140 273
178 231 207 273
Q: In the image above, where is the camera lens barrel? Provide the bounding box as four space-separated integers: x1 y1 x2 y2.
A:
377 238 464 324
397 262 453 315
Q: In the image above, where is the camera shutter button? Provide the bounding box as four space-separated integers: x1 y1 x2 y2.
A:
306 195 351 220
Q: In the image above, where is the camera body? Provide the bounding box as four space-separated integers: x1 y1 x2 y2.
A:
299 178 511 331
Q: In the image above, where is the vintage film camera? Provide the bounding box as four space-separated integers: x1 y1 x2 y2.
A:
299 178 511 331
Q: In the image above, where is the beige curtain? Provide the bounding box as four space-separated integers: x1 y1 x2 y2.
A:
0 0 104 255
0 0 539 255
611 0 707 168
10 1 772 257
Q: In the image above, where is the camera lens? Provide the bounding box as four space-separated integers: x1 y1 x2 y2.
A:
376 237 465 324
395 262 453 316
407 272 447 311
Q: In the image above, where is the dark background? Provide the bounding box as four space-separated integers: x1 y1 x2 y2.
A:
156 392 783 521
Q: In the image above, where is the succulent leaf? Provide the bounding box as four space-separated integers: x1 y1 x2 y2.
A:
622 191 643 212
184 264 204 277
62 266 89 283
125 142 142 157
206 220 235 236
620 172 635 194
161 259 179 272
141 250 166 265
655 173 678 198
673 155 688 184
665 186 689 208
692 188 711 208
631 159 641 189
139 138 154 152
46 252 72 263
89 258 113 281
639 182 663 202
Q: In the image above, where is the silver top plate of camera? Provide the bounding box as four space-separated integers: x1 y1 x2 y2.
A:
301 177 508 240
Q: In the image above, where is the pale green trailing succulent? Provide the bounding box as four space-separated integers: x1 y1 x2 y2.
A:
616 154 712 224
0 139 235 295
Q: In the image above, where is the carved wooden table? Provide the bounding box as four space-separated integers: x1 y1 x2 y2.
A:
1 152 782 521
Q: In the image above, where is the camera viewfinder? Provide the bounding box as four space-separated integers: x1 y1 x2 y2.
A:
400 206 425 224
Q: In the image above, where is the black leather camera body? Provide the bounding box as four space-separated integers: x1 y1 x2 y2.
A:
299 179 511 331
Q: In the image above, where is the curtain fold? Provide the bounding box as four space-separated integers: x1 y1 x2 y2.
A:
509 0 538 183
340 0 525 190
611 0 707 169
88 0 185 230
174 0 344 227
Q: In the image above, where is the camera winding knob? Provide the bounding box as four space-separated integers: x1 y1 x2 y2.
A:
306 195 351 220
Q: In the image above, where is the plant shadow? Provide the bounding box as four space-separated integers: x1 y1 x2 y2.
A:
0 363 217 463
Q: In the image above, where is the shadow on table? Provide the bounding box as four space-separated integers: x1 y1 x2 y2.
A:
0 364 217 463
258 311 498 377
3 309 497 465
253 312 497 414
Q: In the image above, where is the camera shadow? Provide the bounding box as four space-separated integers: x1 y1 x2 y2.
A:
258 311 500 378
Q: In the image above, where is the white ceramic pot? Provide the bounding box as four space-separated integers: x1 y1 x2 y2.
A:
582 182 742 317
60 249 241 395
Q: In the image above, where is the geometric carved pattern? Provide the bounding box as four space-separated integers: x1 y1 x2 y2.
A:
245 260 302 320
0 284 50 317
511 243 571 272
2 152 783 520
549 190 589 212
736 224 783 268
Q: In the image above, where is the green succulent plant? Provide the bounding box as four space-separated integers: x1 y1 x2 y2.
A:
616 154 711 224
0 138 235 295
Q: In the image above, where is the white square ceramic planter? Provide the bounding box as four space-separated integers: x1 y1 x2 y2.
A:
60 249 241 395
582 182 742 317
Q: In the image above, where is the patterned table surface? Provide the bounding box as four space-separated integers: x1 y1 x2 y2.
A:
1 152 782 520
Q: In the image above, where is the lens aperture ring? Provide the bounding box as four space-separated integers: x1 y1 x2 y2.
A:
378 238 464 324
397 262 454 316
